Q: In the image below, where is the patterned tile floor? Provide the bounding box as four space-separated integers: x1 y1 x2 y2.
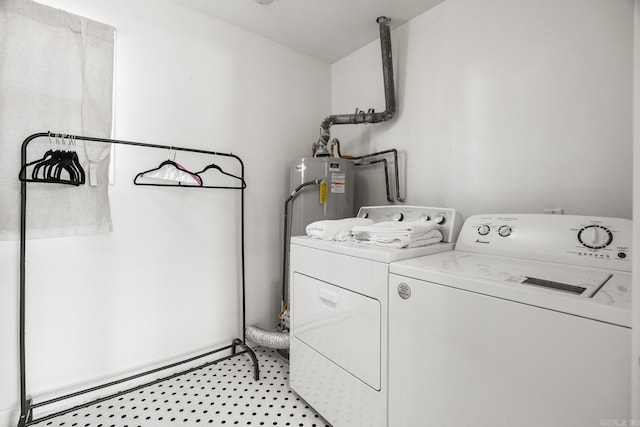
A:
33 347 331 427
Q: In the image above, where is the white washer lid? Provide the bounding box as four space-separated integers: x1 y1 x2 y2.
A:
390 251 632 327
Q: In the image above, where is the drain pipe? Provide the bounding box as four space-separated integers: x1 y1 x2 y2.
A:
315 16 396 157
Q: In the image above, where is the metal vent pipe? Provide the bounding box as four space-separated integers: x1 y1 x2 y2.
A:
315 16 396 156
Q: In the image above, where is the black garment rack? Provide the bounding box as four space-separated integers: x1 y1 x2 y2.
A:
17 132 259 427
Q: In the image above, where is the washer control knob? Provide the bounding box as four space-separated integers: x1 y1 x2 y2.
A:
391 212 405 222
578 225 613 249
433 215 445 225
498 225 512 237
419 214 431 222
478 224 490 236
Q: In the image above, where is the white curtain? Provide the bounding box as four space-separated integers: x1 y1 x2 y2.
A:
0 0 115 239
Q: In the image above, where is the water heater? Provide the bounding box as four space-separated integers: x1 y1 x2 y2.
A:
289 157 355 237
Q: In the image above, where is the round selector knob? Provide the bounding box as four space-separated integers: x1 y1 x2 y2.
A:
578 225 613 249
498 225 512 237
432 215 445 225
391 212 405 221
477 224 490 236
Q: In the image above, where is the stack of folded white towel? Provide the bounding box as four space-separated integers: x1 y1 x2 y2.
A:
351 220 443 248
305 217 443 249
305 218 374 241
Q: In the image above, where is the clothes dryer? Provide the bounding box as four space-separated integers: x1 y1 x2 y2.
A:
388 214 632 427
289 206 461 427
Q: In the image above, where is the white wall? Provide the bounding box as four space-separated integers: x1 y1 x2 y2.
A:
332 0 634 219
0 0 330 425
333 0 636 420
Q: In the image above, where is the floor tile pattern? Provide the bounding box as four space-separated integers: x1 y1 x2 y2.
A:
33 347 331 427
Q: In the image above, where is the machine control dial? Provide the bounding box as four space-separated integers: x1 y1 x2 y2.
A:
419 214 431 222
477 224 490 236
391 212 405 221
498 225 512 237
432 215 445 225
578 225 613 249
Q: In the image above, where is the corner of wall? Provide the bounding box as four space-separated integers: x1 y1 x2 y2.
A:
633 0 640 420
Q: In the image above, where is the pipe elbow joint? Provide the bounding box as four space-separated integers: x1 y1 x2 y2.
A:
320 117 332 132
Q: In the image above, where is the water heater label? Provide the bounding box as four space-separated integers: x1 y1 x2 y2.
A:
329 162 340 172
331 173 345 193
319 181 327 204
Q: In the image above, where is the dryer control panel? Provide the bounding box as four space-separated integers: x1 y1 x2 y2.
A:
357 205 462 243
455 214 632 272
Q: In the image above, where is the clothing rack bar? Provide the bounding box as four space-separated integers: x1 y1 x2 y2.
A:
24 341 257 427
32 343 234 409
17 132 257 427
28 132 240 156
26 347 253 426
18 132 247 189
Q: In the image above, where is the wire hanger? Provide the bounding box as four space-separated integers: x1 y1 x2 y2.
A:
133 147 203 186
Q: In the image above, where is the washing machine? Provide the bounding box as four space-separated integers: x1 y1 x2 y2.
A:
289 206 462 427
388 214 632 427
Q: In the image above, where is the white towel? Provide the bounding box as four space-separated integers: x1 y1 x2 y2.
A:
306 218 374 241
352 220 438 239
363 229 443 248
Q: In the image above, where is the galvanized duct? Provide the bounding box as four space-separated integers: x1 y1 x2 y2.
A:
245 325 289 350
315 16 396 157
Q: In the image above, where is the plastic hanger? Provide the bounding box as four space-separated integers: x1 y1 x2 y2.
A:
134 148 202 186
195 162 245 188
29 149 55 179
48 136 84 184
20 134 85 186
58 135 85 184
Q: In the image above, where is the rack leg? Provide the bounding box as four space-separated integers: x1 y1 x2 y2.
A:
232 338 260 381
17 398 32 427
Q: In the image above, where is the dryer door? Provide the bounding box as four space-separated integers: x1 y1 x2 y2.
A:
292 272 381 390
